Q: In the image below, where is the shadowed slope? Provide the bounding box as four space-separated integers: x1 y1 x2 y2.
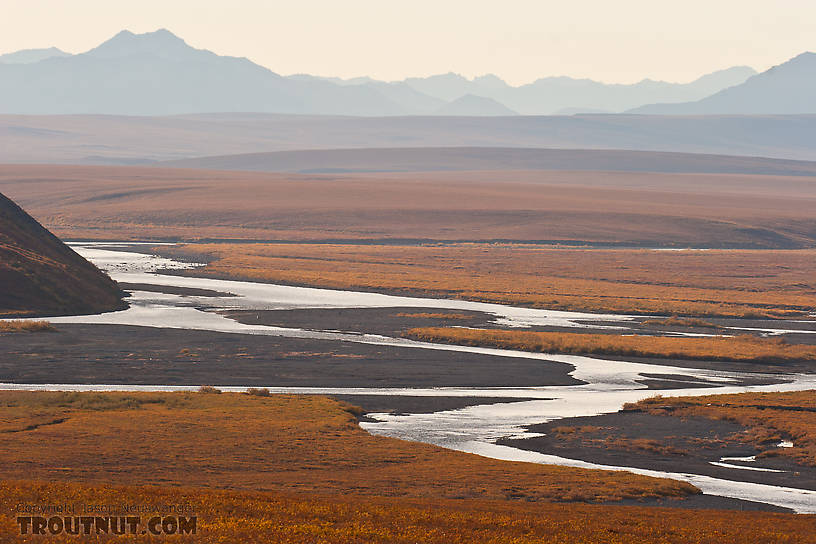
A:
0 191 125 317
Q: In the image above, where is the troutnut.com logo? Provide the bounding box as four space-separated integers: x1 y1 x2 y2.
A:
15 503 197 536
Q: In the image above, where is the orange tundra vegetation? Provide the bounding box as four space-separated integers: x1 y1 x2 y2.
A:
641 316 722 329
158 243 816 318
0 320 54 332
395 312 474 319
0 391 695 503
627 390 816 467
404 328 816 363
0 480 814 544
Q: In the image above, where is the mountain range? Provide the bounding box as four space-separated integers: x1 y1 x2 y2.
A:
631 52 816 114
396 66 757 114
7 28 812 116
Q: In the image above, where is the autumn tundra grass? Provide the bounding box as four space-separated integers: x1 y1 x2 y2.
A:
0 391 695 503
641 316 722 329
159 243 816 319
0 320 54 333
627 390 816 467
1 480 815 544
0 391 813 543
404 328 816 363
395 312 475 319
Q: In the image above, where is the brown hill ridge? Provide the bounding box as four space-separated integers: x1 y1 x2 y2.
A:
0 191 125 317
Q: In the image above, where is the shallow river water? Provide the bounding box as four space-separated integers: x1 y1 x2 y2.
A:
3 243 816 513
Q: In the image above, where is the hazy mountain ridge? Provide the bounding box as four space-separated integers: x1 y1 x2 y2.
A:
435 95 517 116
0 30 405 116
0 29 766 116
0 46 71 64
631 52 816 114
398 66 757 114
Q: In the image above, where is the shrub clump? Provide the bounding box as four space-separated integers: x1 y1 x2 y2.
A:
198 385 222 394
0 320 55 332
246 388 271 397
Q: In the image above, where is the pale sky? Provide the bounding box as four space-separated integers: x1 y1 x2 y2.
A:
3 0 815 85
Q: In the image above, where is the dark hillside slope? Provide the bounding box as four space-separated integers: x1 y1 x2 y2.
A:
0 191 125 317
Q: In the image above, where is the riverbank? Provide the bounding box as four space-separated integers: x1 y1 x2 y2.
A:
0 323 581 388
405 327 816 366
500 410 816 494
0 391 697 505
154 242 816 319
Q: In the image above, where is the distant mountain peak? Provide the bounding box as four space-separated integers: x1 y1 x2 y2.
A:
108 28 181 42
771 51 816 71
0 46 71 64
83 28 205 61
475 73 503 82
436 94 517 116
629 51 816 114
473 73 509 90
424 72 469 82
